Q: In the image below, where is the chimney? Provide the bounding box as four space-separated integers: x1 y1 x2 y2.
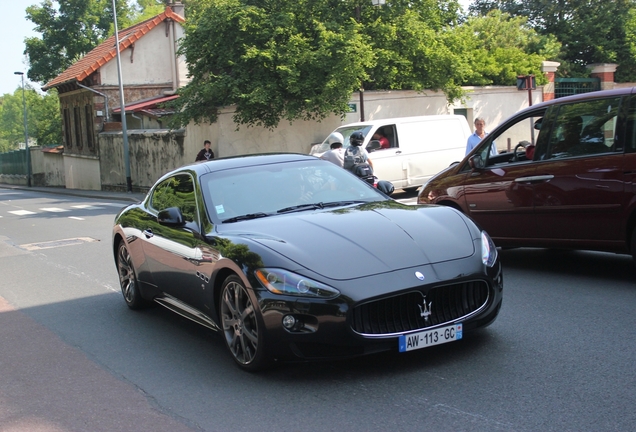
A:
169 1 185 18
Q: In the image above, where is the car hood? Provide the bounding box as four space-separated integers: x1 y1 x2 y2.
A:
224 203 476 280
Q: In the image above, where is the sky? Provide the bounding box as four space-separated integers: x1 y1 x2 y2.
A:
0 0 472 97
0 1 40 96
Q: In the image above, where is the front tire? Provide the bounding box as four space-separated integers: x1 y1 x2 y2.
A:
116 241 147 310
220 275 268 371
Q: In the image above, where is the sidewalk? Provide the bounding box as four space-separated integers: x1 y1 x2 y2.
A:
0 183 147 203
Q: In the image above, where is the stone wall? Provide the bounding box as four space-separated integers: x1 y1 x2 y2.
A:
98 129 186 192
195 86 544 161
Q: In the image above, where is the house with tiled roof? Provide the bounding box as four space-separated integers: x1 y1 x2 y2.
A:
42 2 187 189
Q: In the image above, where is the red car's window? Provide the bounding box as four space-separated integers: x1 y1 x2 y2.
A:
546 98 621 159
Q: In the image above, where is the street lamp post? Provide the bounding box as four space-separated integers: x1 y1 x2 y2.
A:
14 72 31 187
355 0 386 122
112 0 133 193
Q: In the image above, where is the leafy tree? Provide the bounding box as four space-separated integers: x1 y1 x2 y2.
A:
468 0 636 81
24 0 134 84
170 0 469 129
447 10 560 86
0 87 62 150
132 0 167 21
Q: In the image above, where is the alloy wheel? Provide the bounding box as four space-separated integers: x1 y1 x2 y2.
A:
116 242 145 309
221 278 260 367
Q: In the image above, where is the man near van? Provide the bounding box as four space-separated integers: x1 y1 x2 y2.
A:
320 132 345 167
344 131 374 174
466 118 497 156
372 129 390 149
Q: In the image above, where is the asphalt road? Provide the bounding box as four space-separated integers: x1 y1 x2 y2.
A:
0 186 635 431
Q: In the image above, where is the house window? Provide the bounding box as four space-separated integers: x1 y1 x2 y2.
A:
63 108 72 149
74 106 83 150
85 104 94 149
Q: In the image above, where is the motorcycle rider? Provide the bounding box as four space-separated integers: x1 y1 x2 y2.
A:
320 132 345 167
343 131 373 173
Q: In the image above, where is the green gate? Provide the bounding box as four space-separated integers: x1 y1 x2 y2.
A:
0 149 27 175
555 78 601 98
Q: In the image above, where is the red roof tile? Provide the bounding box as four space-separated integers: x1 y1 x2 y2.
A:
112 94 179 112
42 7 185 91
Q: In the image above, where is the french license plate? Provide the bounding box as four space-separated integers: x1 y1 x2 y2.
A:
398 324 462 352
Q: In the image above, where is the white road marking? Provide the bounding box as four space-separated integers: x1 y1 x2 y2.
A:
71 205 104 210
99 203 127 208
8 210 36 216
19 237 99 251
68 216 85 220
40 207 70 212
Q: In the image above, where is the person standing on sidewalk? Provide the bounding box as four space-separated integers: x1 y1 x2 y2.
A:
195 140 215 161
465 117 497 156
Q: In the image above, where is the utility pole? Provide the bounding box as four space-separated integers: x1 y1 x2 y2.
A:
14 72 31 187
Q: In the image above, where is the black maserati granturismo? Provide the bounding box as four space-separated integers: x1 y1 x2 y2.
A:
112 153 503 371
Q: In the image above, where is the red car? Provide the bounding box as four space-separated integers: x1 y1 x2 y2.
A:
418 87 636 260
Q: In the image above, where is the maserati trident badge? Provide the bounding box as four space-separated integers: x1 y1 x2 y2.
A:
418 296 432 322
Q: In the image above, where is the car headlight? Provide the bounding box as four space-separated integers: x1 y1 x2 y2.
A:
255 269 340 298
481 231 498 267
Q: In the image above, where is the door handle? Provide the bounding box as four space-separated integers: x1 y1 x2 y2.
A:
143 229 154 238
514 175 554 183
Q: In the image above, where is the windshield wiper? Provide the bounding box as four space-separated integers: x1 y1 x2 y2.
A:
277 201 366 214
223 212 270 223
277 203 325 214
320 200 366 208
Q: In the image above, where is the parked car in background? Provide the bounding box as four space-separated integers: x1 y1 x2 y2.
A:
113 154 503 371
310 115 471 191
418 87 636 260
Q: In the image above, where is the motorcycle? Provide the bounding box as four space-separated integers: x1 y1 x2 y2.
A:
352 165 394 196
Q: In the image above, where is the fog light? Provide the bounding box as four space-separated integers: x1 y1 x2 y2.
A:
282 315 296 329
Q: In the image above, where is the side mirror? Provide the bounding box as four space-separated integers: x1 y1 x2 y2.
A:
377 180 395 196
366 140 381 152
468 154 485 170
157 207 185 226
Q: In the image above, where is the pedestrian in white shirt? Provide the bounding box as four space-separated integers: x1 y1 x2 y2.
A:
320 132 345 167
466 117 497 156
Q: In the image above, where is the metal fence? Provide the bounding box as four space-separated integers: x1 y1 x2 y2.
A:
555 78 601 98
0 149 27 175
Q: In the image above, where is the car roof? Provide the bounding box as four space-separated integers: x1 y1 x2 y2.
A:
335 114 467 128
178 153 320 176
518 86 636 113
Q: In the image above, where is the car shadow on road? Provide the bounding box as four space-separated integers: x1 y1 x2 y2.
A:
497 247 636 283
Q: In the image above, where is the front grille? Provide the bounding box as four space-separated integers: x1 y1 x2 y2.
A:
351 281 489 335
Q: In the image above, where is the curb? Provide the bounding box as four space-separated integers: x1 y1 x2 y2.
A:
0 184 146 203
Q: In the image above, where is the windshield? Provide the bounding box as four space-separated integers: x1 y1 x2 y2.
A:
200 159 385 223
309 125 373 155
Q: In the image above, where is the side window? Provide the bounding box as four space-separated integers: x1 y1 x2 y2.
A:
625 96 636 153
546 97 621 159
150 174 198 224
368 125 396 151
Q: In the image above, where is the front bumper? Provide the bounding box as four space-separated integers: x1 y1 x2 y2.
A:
253 257 503 362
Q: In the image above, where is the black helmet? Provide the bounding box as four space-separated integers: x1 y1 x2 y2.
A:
350 131 364 146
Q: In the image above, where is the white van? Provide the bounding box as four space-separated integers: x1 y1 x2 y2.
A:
310 115 471 191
